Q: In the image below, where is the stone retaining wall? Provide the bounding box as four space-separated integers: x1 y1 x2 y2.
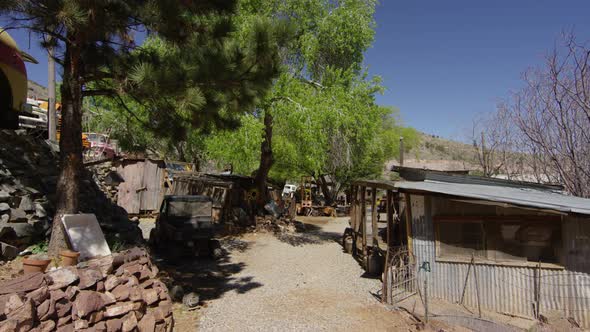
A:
0 247 173 332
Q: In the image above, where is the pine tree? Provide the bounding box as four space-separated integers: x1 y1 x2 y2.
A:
0 1 284 255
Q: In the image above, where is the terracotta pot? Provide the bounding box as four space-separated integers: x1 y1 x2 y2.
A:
22 257 51 274
60 250 80 266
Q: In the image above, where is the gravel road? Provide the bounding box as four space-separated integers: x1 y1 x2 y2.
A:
192 217 422 331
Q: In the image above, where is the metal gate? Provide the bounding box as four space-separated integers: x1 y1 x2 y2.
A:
382 246 417 304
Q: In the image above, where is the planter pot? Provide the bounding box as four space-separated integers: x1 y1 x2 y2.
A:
22 257 51 274
60 250 80 267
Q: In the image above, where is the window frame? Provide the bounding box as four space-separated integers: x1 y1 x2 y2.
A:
433 215 564 269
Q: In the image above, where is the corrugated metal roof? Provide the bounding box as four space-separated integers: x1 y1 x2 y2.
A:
395 180 590 215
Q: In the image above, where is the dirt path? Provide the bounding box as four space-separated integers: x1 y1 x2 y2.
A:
163 217 430 331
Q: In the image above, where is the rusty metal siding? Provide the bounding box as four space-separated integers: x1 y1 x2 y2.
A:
409 194 590 328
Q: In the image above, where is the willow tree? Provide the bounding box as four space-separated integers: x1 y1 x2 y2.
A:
1 1 284 254
234 0 379 207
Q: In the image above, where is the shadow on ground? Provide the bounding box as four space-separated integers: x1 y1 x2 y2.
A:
152 237 263 303
274 222 343 247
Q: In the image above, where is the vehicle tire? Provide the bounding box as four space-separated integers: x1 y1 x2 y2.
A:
148 228 157 248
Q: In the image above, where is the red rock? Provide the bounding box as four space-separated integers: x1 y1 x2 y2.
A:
0 272 46 295
150 266 159 278
137 312 156 332
37 298 55 321
47 267 79 290
65 286 79 301
4 293 24 315
57 314 72 326
87 309 104 324
111 284 130 301
32 319 56 332
129 286 142 302
55 298 72 317
105 301 134 318
0 319 18 332
5 298 35 331
73 291 106 318
154 322 166 332
122 311 138 332
106 318 123 332
96 280 105 292
141 289 159 306
78 268 103 290
100 292 116 306
133 301 146 315
93 321 107 332
164 315 174 332
125 275 139 287
104 276 121 291
50 288 67 302
140 279 154 289
74 319 89 330
86 256 114 276
138 267 150 281
26 286 49 305
56 322 74 332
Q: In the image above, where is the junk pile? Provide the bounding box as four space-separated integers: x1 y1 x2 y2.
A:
0 130 142 259
0 247 173 332
254 215 302 234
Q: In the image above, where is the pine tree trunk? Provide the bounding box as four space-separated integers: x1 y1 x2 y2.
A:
254 111 274 210
48 44 84 257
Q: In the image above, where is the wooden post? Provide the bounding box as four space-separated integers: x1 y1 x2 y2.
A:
371 187 378 247
404 193 413 258
382 189 393 304
473 254 482 318
536 260 542 319
386 190 394 246
360 186 367 255
350 185 356 231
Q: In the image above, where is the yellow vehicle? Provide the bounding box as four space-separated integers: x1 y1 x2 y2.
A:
0 28 38 129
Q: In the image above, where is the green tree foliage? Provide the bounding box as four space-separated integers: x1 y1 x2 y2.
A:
206 0 420 203
0 0 284 253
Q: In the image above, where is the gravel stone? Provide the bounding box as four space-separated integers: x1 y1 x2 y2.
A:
196 217 418 331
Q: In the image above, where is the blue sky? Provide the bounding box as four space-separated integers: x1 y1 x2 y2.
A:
6 1 590 139
364 0 590 139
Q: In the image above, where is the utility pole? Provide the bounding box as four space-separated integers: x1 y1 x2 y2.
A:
48 44 57 142
399 136 404 166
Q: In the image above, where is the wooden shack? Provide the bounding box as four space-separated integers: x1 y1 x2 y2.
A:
116 159 166 215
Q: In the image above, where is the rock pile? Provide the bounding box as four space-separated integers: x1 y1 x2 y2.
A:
0 130 142 258
0 247 173 332
87 162 122 205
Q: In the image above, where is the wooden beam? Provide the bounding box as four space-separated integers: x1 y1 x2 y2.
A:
371 187 378 247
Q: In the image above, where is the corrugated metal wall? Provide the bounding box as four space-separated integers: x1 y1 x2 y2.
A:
409 194 590 327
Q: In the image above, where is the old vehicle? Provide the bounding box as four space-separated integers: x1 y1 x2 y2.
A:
0 28 37 129
150 195 221 257
84 132 116 159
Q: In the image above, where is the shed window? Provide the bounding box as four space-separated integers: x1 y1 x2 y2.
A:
435 216 562 264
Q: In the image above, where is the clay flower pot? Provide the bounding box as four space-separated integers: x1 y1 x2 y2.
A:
22 256 51 274
60 250 80 267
